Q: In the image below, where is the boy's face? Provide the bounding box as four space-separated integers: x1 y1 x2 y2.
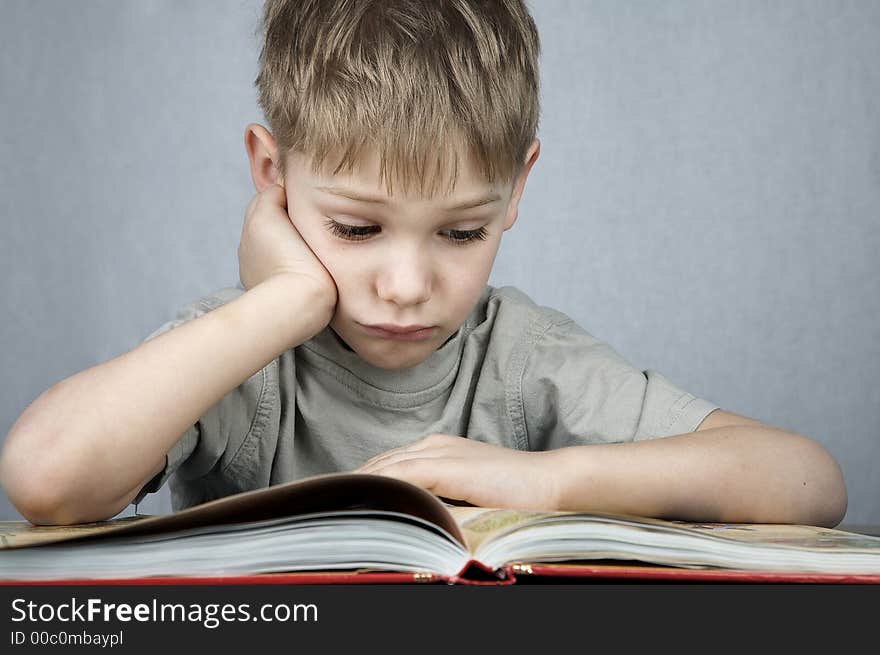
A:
272 137 538 371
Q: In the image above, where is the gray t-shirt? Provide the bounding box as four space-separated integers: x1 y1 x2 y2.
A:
133 284 719 511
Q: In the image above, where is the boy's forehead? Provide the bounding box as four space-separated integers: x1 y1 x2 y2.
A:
287 147 501 205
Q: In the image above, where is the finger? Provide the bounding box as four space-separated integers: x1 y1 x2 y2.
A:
365 458 442 493
359 440 449 467
359 436 487 471
356 449 449 474
356 449 404 471
358 445 455 471
370 458 476 504
355 437 437 470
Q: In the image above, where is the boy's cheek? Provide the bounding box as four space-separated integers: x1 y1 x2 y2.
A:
449 255 493 291
317 248 357 285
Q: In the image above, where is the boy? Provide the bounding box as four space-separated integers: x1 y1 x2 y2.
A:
0 0 846 527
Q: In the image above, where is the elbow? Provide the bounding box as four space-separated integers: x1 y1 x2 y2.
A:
816 468 848 529
0 432 118 526
7 492 69 527
2 403 75 524
824 489 848 530
1 472 64 526
800 439 848 528
810 484 847 530
2 476 120 526
1 440 70 525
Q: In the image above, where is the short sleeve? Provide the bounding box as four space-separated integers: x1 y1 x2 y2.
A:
131 286 264 506
521 319 719 450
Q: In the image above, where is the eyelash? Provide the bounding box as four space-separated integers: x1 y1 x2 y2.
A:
322 218 488 245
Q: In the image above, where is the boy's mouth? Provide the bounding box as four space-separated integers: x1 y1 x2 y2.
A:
359 323 436 341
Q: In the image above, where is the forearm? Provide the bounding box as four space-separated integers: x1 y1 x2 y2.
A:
551 426 848 527
0 275 332 524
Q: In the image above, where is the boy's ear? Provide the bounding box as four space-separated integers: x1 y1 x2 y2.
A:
245 123 283 192
503 138 541 231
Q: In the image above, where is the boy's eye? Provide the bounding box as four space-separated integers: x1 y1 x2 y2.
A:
445 228 489 243
324 220 376 241
323 219 488 245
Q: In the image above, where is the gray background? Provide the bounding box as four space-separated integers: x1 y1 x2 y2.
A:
1 1 877 527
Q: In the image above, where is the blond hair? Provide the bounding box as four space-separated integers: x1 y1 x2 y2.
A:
254 0 541 198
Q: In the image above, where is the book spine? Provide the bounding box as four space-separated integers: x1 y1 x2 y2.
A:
447 560 515 585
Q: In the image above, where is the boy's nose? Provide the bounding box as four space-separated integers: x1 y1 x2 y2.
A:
375 248 433 307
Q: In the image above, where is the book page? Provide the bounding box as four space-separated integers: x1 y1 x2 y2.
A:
669 522 880 551
0 516 148 549
444 507 880 560
0 473 467 551
445 507 679 553
446 506 565 553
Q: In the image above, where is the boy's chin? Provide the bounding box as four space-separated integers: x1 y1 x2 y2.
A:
354 343 436 371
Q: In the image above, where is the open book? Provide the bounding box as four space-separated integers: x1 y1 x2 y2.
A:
2 472 880 584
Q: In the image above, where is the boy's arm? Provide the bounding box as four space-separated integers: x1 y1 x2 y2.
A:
551 409 848 527
0 274 333 525
353 410 848 528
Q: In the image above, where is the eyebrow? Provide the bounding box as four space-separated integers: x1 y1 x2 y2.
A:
314 185 502 211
